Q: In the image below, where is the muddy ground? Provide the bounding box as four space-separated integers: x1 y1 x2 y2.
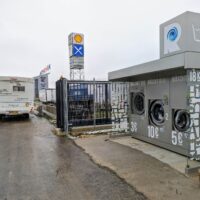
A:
0 115 146 200
75 135 200 200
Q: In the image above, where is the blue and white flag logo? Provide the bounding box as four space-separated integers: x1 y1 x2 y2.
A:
167 27 178 41
72 44 84 57
164 23 181 54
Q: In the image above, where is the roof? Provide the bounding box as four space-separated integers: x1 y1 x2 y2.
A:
108 52 200 81
0 76 33 82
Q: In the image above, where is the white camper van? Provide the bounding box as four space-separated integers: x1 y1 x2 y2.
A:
0 76 34 118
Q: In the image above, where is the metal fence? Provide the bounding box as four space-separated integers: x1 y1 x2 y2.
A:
56 78 111 131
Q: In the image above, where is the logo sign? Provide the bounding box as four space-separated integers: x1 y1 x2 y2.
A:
74 34 83 43
68 33 84 45
164 23 181 54
39 74 48 90
72 44 84 57
70 57 84 65
68 33 84 70
192 24 200 42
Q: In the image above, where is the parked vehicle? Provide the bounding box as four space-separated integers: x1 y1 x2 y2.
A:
0 76 34 118
39 88 56 103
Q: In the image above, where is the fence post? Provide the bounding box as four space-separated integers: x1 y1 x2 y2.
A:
56 78 68 132
62 79 68 132
93 78 96 129
105 83 109 122
56 80 61 128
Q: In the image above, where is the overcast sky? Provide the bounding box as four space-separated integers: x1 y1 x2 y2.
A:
1 0 200 87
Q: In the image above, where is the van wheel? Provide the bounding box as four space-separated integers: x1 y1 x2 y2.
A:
23 114 29 119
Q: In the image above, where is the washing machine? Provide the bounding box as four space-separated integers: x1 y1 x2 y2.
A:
169 75 191 155
129 75 192 156
129 81 147 136
143 78 171 147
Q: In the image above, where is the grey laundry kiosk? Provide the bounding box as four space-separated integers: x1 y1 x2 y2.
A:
108 12 200 160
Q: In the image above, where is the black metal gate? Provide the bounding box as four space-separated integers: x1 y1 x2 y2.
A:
56 79 111 131
56 78 68 131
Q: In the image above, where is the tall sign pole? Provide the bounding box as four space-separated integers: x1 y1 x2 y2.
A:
68 33 85 80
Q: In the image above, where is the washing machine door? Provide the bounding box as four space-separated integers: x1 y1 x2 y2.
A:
149 100 165 126
174 110 190 132
132 92 145 115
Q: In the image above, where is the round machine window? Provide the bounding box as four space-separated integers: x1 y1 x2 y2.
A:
174 110 190 132
132 92 145 115
149 100 165 126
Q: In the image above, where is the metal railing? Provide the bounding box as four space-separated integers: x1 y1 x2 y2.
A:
56 79 111 131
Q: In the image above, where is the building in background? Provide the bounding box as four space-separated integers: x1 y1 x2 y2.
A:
34 65 50 99
109 11 200 160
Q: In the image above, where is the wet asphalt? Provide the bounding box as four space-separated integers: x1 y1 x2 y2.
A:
0 115 147 200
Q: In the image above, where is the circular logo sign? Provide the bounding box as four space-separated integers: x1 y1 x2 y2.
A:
167 27 178 41
74 34 83 43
